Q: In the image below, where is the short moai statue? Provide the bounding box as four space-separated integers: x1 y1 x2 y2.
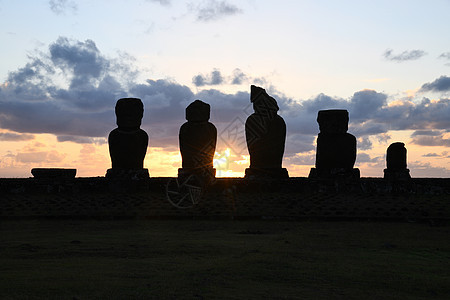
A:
309 109 359 179
384 142 411 180
178 100 217 182
106 97 149 179
245 85 289 179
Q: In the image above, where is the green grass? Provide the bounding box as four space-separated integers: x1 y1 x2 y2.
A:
1 220 449 299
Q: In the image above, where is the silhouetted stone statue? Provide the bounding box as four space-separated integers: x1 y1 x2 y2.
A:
106 98 149 179
384 142 411 180
309 109 359 179
245 85 288 179
178 100 217 181
31 168 76 179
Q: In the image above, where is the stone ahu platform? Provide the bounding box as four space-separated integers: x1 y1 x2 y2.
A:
0 177 449 221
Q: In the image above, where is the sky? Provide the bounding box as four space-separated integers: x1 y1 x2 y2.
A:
0 0 449 178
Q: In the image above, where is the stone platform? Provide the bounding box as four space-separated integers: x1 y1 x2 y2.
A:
0 177 449 221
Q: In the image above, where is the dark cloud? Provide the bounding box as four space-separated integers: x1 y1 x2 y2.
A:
0 132 35 141
49 37 110 90
192 75 206 87
358 137 373 151
356 153 383 164
411 135 450 147
57 135 107 145
193 0 242 22
192 69 224 86
383 49 427 62
419 76 450 92
409 161 450 177
284 134 315 156
411 130 443 137
284 154 315 166
231 68 247 85
1 37 450 158
349 90 387 122
422 153 440 157
192 68 260 87
49 0 77 15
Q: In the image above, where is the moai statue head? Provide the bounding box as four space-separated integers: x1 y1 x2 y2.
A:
251 85 279 117
115 98 144 130
186 100 210 122
317 109 349 134
386 142 407 170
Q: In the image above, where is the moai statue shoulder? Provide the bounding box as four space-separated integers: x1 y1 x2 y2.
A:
178 100 217 182
107 97 149 179
245 85 288 179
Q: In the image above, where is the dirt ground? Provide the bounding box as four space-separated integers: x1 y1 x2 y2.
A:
1 219 449 299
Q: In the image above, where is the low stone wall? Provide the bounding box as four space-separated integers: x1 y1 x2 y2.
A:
0 177 449 220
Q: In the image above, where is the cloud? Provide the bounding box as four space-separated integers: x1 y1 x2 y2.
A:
146 0 170 6
419 76 450 92
411 130 443 137
357 137 373 150
49 37 110 90
409 161 450 177
193 68 265 87
356 153 383 164
231 68 247 85
438 52 450 66
383 49 427 62
192 0 242 22
57 135 107 145
49 0 77 15
439 52 450 59
284 153 315 166
411 135 450 147
0 37 138 140
422 153 440 157
2 37 450 160
192 69 224 86
0 132 35 141
15 150 66 164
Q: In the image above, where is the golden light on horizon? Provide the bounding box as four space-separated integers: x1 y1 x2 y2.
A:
214 148 246 177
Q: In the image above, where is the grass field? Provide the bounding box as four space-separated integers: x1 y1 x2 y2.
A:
1 219 449 299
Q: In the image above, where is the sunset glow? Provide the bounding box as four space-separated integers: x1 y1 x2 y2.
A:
0 1 449 178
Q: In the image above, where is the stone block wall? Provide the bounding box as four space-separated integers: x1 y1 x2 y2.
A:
0 177 449 221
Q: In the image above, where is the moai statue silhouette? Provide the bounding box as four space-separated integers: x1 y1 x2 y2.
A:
309 109 359 179
384 142 411 180
178 100 217 182
245 85 289 179
106 98 149 179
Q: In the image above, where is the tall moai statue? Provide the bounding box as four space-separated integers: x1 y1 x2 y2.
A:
178 100 217 181
106 97 149 179
309 109 359 179
245 85 289 179
384 142 411 180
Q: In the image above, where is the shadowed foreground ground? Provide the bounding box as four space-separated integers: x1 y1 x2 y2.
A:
1 220 449 299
